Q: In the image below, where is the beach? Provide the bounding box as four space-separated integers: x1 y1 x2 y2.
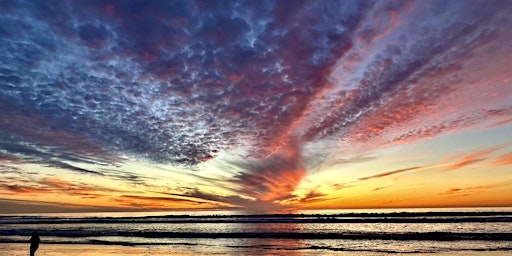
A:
2 243 512 256
1 209 511 255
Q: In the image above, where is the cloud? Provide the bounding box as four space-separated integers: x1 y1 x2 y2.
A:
0 198 131 214
0 0 375 166
1 0 511 166
438 188 468 197
231 141 306 208
0 176 120 198
443 145 504 171
358 166 425 181
439 180 512 198
0 164 20 174
1 0 512 211
297 190 327 203
111 194 215 209
491 152 512 167
44 160 104 176
0 108 121 164
331 183 353 191
0 184 50 194
348 145 508 188
0 126 117 176
156 189 254 209
297 1 512 150
99 168 150 186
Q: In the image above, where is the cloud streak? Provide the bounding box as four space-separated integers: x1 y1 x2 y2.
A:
358 166 425 181
0 176 120 199
439 180 512 198
491 152 512 167
443 146 504 171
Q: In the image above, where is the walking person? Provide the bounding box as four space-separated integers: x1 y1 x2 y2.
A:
29 231 40 256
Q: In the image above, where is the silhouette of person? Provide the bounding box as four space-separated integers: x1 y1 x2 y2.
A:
29 231 40 256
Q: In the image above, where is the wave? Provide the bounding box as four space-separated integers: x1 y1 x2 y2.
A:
1 231 511 241
2 211 511 224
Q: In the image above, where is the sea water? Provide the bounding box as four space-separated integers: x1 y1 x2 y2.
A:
0 208 511 255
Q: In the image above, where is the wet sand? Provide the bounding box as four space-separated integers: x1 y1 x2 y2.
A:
1 243 511 256
0 243 186 255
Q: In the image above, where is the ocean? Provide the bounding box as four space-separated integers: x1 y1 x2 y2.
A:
1 208 511 255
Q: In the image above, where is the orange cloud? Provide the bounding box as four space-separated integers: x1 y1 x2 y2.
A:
439 180 512 198
0 184 51 194
112 195 216 209
491 152 512 167
298 190 327 203
0 176 118 199
233 142 306 210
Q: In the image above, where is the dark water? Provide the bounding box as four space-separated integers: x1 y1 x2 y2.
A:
1 208 511 254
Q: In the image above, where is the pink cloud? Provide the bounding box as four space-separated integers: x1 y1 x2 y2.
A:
491 152 512 167
443 146 504 171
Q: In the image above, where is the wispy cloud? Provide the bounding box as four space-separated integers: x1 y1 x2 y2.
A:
111 194 216 209
439 180 512 198
443 145 504 171
491 152 512 167
231 142 306 209
0 198 132 214
0 176 120 199
297 190 327 204
153 188 254 208
0 184 51 194
358 166 426 181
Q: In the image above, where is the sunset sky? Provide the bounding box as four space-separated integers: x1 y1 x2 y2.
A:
1 0 511 214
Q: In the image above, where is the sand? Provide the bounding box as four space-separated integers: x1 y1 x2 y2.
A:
1 243 511 256
0 243 185 256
